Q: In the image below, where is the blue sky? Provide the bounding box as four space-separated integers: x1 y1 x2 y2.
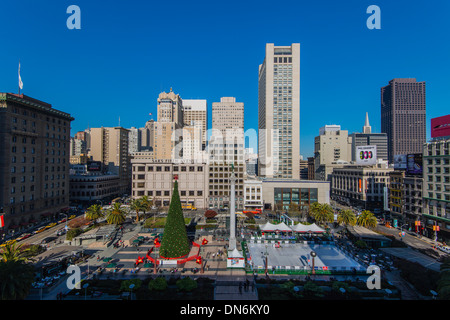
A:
1 0 449 158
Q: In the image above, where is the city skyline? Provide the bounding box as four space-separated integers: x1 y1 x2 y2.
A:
0 0 449 158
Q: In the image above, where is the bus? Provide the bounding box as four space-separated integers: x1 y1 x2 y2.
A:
182 203 197 211
243 208 262 215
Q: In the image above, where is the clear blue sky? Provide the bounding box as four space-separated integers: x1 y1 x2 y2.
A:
1 0 449 158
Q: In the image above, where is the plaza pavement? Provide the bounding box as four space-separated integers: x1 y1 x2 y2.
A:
28 222 432 300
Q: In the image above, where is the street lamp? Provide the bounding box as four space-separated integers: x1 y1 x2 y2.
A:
83 283 89 300
310 251 317 275
129 284 135 300
263 245 269 276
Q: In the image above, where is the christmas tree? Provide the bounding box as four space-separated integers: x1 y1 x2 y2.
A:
159 180 190 259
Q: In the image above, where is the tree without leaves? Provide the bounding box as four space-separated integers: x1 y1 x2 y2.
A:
204 210 218 219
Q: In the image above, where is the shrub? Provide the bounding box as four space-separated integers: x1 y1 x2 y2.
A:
176 277 198 292
354 240 367 249
66 228 82 241
148 277 168 291
120 279 142 292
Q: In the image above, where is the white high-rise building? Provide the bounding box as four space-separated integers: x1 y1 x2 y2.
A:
183 99 207 150
258 43 300 179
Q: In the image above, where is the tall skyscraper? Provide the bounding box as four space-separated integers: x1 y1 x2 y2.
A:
89 126 130 194
207 97 245 210
212 97 244 135
154 89 184 160
381 78 426 163
183 99 207 150
258 43 300 179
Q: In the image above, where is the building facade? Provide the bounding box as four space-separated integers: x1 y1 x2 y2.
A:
154 90 184 160
314 125 353 181
207 97 246 210
261 179 330 212
131 156 208 209
258 43 300 179
89 126 130 195
183 99 207 150
330 164 393 211
0 93 74 234
422 138 450 242
350 113 388 162
244 179 263 210
381 78 426 163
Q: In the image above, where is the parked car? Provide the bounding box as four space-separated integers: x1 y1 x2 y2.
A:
56 228 66 236
16 233 31 242
41 236 57 244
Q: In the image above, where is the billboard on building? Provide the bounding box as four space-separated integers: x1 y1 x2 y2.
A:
356 145 377 165
431 114 450 138
87 161 102 172
394 154 407 170
406 153 423 175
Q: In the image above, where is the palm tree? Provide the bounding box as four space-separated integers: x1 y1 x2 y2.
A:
309 203 334 225
85 204 104 225
130 198 145 223
356 210 377 229
0 259 35 300
139 195 152 220
106 202 127 225
337 209 357 227
1 242 31 263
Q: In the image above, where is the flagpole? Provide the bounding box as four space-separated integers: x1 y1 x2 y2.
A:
18 60 20 95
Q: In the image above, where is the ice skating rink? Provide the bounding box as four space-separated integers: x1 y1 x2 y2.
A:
247 242 365 271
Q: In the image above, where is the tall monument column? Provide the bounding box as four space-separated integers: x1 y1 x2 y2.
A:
229 164 237 251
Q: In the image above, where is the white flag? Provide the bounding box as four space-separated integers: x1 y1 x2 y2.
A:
18 62 23 90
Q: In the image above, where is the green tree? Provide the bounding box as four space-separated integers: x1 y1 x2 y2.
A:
309 203 334 225
356 210 377 229
106 202 127 225
148 277 168 291
0 242 31 263
0 260 35 300
85 204 104 225
140 195 152 217
130 198 145 223
288 203 301 218
120 279 142 292
159 180 190 259
176 277 198 292
66 228 82 241
337 209 357 227
437 257 450 300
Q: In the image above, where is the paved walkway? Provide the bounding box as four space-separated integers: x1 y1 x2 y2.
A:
26 223 430 300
